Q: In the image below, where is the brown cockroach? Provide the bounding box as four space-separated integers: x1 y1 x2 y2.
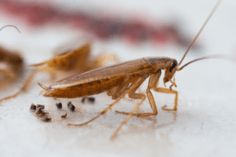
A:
39 0 222 137
0 40 118 103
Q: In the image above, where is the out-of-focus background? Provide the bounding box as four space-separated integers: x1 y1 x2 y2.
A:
0 0 236 157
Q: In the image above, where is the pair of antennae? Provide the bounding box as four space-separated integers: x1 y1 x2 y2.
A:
178 0 223 71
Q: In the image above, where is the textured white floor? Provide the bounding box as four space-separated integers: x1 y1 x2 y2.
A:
1 0 236 157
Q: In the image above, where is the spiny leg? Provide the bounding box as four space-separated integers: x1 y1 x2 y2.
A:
0 70 37 104
153 87 179 111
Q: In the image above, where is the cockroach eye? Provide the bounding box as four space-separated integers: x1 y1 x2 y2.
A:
169 60 177 72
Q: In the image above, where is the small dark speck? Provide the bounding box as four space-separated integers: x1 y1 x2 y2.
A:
81 97 95 104
42 116 51 122
61 113 67 119
67 101 75 112
88 97 95 103
56 102 62 109
30 104 36 112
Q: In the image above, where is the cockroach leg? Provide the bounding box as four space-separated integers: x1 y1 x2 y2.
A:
68 92 126 127
0 70 37 104
115 75 159 117
111 96 144 140
154 87 179 111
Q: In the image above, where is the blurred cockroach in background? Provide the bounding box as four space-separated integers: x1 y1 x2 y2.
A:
0 25 24 90
38 0 225 139
31 42 118 79
0 41 118 104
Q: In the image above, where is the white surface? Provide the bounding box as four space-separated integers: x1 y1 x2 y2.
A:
1 0 236 157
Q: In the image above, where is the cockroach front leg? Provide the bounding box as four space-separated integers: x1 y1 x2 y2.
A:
153 87 179 111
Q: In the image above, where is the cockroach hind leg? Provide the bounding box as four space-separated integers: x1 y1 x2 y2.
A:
154 87 179 112
115 110 157 117
111 100 143 140
67 95 124 127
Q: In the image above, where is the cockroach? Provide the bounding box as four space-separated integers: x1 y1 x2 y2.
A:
39 0 223 136
0 25 37 103
0 40 118 103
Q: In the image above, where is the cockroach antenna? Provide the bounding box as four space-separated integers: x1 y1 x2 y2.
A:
0 25 21 33
178 0 223 68
177 54 234 71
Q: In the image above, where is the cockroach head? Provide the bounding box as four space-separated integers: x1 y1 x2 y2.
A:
163 59 178 83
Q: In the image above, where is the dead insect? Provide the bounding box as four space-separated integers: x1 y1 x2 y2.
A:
56 102 62 109
67 101 75 112
81 96 95 104
39 1 222 134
